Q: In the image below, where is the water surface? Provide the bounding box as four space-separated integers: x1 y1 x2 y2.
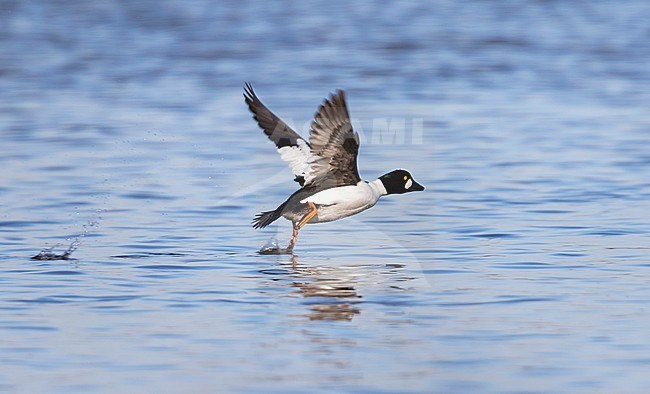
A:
1 1 649 392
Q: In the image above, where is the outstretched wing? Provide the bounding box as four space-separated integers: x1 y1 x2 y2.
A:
243 83 311 186
305 90 361 188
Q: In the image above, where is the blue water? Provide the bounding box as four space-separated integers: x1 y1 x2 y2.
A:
2 1 650 392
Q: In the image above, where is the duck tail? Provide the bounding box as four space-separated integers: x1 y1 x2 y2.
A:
252 202 287 229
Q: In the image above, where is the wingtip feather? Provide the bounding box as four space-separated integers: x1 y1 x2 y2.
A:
243 82 258 102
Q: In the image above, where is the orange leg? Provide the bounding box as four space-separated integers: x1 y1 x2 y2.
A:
297 202 318 229
287 202 318 250
287 223 299 250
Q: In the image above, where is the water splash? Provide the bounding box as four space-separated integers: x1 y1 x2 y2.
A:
31 242 77 261
31 219 100 261
258 238 295 255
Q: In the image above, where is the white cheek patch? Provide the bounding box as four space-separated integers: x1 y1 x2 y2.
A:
405 178 413 189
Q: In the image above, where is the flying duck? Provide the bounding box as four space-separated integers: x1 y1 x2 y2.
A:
244 83 424 253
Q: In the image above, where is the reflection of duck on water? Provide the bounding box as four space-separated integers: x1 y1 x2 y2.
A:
289 256 361 321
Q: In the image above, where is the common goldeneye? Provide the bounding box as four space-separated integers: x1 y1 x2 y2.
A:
244 83 424 253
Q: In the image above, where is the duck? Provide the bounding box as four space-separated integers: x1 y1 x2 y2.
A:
244 83 424 253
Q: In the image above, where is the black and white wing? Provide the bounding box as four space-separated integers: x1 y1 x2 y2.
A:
304 90 361 188
244 83 311 186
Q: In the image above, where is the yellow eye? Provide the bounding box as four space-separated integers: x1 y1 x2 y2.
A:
403 176 408 180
